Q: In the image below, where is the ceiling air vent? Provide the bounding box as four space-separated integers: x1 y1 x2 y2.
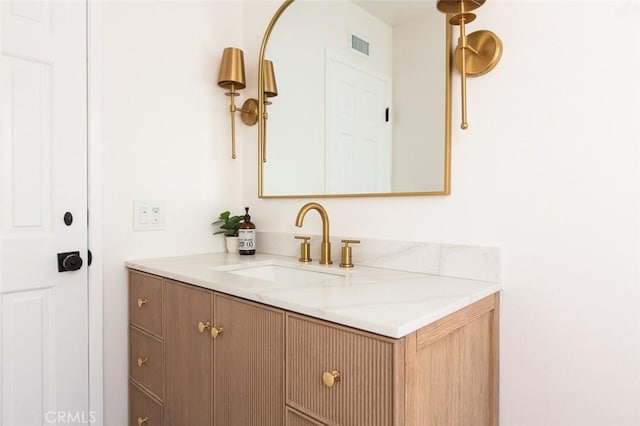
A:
350 33 370 57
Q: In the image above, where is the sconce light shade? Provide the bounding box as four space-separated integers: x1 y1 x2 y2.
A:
263 60 278 98
218 47 246 90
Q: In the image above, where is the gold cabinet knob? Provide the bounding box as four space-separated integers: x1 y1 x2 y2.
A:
210 326 224 339
137 416 148 426
137 357 148 367
137 298 148 308
322 370 341 388
198 321 211 333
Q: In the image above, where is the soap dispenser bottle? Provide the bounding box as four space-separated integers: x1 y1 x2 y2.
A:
238 207 256 255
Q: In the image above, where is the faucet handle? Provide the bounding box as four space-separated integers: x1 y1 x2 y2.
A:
339 240 360 268
294 236 312 263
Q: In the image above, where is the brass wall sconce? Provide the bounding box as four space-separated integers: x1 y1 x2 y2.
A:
261 59 278 162
263 60 278 102
218 47 259 159
437 0 502 129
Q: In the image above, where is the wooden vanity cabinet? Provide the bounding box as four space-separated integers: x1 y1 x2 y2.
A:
129 271 164 425
405 295 499 425
285 295 499 426
129 271 285 426
129 269 499 426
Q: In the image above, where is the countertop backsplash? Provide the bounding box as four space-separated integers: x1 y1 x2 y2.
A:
255 231 501 283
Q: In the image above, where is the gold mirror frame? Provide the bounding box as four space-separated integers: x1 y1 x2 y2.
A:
258 0 452 198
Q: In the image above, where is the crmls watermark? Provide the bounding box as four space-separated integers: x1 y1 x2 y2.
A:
45 411 97 424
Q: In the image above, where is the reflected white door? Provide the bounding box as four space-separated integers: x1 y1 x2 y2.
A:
0 0 89 425
326 51 391 194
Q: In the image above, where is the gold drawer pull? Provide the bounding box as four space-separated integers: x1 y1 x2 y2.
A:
137 416 148 426
137 298 148 308
137 357 148 367
210 326 224 339
198 321 211 333
322 370 341 388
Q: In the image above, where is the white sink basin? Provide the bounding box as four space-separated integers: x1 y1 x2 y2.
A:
216 262 345 284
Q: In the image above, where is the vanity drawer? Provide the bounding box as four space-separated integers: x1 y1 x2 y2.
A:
286 314 397 426
286 406 326 426
130 326 163 400
130 271 163 336
130 381 163 426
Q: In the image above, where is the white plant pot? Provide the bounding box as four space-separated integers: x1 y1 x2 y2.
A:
225 236 239 253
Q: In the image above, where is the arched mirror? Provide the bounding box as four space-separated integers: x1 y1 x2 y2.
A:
258 0 451 198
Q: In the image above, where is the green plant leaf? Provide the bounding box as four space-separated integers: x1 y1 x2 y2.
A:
212 210 244 237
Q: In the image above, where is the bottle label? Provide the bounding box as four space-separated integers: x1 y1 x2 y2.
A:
238 229 256 250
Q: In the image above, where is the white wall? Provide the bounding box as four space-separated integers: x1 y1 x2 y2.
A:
243 1 640 425
100 1 245 423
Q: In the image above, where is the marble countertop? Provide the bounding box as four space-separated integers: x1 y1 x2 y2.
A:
125 252 501 339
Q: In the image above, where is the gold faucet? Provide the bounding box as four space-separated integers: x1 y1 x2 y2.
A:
295 202 332 265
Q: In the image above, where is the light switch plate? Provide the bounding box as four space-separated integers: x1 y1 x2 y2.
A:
133 200 165 231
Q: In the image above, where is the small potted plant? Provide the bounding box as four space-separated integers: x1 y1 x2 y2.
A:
212 211 244 253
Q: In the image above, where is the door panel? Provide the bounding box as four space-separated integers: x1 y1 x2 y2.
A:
326 51 391 194
1 57 51 231
0 0 89 423
1 289 54 425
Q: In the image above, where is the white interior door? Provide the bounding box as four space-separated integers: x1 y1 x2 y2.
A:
326 50 391 194
0 1 89 425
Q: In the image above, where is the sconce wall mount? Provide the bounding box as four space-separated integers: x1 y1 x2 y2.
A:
437 0 502 129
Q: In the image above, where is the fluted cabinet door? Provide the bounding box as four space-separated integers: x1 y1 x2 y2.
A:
130 381 163 426
213 294 285 425
129 272 163 337
286 314 401 426
129 327 163 400
164 281 213 426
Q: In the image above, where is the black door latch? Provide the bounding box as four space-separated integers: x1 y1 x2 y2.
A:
57 251 83 272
